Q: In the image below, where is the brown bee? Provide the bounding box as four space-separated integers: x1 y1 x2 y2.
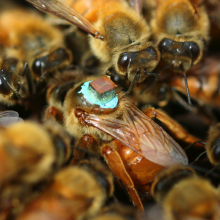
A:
16 159 114 220
0 6 72 106
152 165 220 220
45 74 188 211
25 0 160 84
149 0 209 104
0 120 72 214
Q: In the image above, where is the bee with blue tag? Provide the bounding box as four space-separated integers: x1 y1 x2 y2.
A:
45 74 188 211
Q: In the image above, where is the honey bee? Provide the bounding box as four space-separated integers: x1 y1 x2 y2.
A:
0 6 72 106
25 0 160 84
149 0 210 104
151 165 220 220
0 120 72 213
45 74 188 211
16 158 114 220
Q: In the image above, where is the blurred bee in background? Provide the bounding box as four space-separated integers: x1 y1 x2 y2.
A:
16 159 114 220
149 0 210 105
25 0 160 86
0 120 73 217
91 203 142 220
0 4 72 106
44 74 188 211
151 165 220 220
203 122 220 167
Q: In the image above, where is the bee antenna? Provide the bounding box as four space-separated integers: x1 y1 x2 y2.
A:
191 151 207 165
184 140 206 151
125 69 140 95
181 65 192 106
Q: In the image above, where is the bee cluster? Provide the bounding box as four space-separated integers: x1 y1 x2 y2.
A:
0 0 220 219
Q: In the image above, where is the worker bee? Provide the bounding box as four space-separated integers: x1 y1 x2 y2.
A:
25 0 160 84
45 74 188 210
149 0 209 104
151 165 220 220
0 6 72 106
16 159 114 220
0 120 73 213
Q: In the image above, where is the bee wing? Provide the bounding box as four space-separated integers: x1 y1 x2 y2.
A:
0 110 23 127
25 0 102 38
128 0 143 14
85 104 188 167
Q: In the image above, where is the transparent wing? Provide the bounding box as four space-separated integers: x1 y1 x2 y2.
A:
128 0 143 14
25 0 103 38
0 110 23 127
85 104 188 167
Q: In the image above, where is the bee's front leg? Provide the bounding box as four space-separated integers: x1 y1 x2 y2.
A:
44 106 64 124
101 144 144 212
70 134 99 164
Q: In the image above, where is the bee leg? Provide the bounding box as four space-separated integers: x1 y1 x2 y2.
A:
101 145 144 211
22 63 36 95
143 107 203 146
44 106 63 124
70 135 99 164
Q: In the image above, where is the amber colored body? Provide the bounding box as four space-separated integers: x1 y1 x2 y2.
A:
114 140 164 192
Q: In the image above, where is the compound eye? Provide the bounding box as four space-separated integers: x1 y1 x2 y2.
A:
32 58 46 76
118 53 131 73
158 38 173 51
182 42 200 62
212 138 220 163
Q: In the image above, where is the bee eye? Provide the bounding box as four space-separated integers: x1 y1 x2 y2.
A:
212 138 220 162
182 42 200 61
32 58 45 76
118 53 131 73
158 38 173 51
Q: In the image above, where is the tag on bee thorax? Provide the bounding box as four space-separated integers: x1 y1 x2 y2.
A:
78 76 118 108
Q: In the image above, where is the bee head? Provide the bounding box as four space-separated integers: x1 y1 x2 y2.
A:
158 38 201 72
116 45 159 83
